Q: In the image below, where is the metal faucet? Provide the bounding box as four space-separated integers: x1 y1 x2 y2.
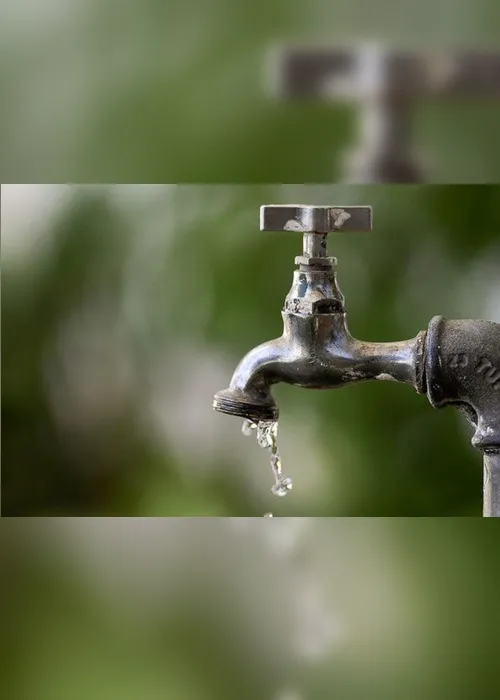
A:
213 205 500 516
268 44 500 182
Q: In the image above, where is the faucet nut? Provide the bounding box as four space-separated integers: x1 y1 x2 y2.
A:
294 254 336 268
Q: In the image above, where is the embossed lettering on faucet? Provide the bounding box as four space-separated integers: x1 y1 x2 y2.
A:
331 208 351 228
448 353 469 369
476 357 500 390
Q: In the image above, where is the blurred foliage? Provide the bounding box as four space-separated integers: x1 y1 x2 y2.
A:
1 518 500 700
2 0 500 182
2 184 499 516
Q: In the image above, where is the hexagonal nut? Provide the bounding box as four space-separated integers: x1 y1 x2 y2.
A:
295 255 336 268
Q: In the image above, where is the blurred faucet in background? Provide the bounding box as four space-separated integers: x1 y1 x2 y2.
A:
7 517 497 700
267 42 500 183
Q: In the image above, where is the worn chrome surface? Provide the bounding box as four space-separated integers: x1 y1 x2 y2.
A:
213 205 500 516
260 205 372 233
213 312 425 424
213 205 425 422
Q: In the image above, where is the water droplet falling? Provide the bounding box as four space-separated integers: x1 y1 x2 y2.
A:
242 419 293 498
241 419 257 437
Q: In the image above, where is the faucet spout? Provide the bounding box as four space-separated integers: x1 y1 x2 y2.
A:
213 337 286 422
213 311 426 422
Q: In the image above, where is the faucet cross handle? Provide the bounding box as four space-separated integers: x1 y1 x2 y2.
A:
267 43 500 182
269 44 500 101
260 205 372 234
260 205 372 262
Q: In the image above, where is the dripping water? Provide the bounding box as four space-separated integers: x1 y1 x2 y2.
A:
242 419 293 500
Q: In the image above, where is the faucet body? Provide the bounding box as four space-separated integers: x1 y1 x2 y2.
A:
213 205 500 515
214 206 424 421
216 280 424 424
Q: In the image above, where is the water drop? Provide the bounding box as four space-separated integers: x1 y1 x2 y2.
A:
242 419 293 499
242 419 257 437
271 476 293 497
256 420 277 449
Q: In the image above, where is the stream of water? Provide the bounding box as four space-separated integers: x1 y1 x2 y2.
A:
242 419 293 504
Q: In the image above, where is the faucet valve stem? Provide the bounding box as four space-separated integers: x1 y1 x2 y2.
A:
260 205 373 314
260 205 372 269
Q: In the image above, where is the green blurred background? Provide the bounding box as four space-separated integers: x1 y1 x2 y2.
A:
2 0 500 182
2 184 499 516
3 3 500 696
1 517 500 700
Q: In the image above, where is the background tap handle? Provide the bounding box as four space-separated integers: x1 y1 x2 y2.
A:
268 44 500 101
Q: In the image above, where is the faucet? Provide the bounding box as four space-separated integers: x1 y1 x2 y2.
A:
268 43 500 182
213 205 500 516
